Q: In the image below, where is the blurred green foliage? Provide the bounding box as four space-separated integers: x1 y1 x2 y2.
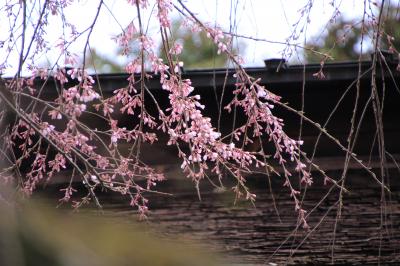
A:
86 20 244 72
0 200 220 266
159 21 232 69
86 48 125 73
305 3 400 63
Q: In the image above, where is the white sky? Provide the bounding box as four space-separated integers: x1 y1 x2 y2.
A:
0 0 372 75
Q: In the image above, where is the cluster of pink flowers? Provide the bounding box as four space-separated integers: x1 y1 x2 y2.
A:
116 23 138 55
169 16 312 227
47 0 73 16
127 0 149 9
205 27 229 54
7 62 164 216
156 0 173 28
159 76 258 181
2 0 314 226
169 43 183 55
86 0 312 223
225 71 312 227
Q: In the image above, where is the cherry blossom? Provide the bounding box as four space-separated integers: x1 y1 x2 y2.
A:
0 0 316 225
